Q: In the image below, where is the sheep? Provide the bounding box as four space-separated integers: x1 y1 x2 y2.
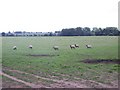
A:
29 45 33 49
70 45 75 49
13 46 17 50
86 45 92 48
75 44 79 48
53 46 59 50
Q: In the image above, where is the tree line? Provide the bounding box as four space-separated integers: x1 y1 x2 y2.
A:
60 27 119 36
1 27 119 36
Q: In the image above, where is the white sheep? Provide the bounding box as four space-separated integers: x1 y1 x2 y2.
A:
13 46 17 50
53 46 59 50
86 45 92 48
29 45 33 49
75 44 79 48
70 45 75 49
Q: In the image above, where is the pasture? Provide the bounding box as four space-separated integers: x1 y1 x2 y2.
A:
2 36 119 88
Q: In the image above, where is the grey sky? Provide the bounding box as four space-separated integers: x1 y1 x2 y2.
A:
0 0 119 32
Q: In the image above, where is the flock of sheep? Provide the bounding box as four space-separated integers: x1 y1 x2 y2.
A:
13 45 33 50
53 44 92 50
13 44 92 50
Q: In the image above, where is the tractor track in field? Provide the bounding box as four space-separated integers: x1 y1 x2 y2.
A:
2 67 118 88
0 71 49 88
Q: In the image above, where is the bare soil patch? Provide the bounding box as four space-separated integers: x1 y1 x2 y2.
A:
2 67 118 88
2 76 30 88
27 54 59 57
81 59 120 64
1 71 50 88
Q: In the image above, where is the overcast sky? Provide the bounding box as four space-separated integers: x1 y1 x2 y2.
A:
0 0 119 32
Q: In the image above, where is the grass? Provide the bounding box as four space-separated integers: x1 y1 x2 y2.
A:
2 75 30 88
0 37 2 65
2 36 119 85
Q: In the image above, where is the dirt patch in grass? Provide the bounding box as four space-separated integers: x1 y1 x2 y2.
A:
2 66 118 88
27 54 59 57
81 59 120 64
2 76 30 88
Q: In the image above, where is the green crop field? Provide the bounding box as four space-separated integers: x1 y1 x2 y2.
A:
1 36 119 88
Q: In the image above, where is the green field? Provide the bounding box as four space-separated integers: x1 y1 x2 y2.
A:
2 36 119 88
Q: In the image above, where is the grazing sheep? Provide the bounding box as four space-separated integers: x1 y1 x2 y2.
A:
53 46 59 50
70 45 75 49
13 46 17 50
75 44 79 48
29 45 33 49
86 45 92 48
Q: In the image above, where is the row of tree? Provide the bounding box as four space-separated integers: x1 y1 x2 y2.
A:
60 27 119 36
1 27 119 36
